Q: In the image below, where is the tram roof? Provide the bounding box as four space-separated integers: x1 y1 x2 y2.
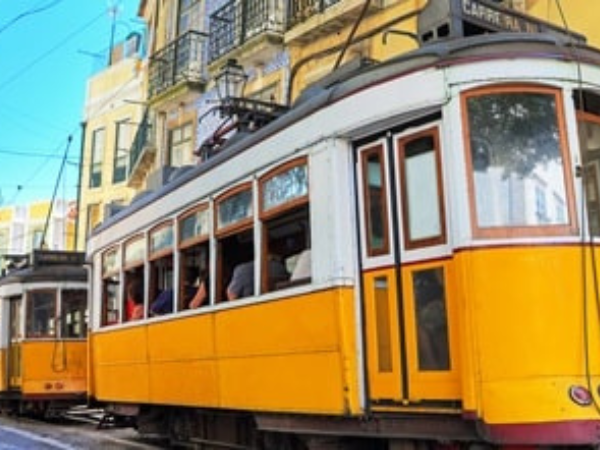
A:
91 32 600 238
0 265 87 287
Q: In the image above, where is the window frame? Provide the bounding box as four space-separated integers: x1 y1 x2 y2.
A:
259 158 310 292
461 84 577 239
397 127 447 250
359 143 391 257
90 127 105 188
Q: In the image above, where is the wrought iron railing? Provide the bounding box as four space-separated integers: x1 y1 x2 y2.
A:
128 109 154 177
287 0 342 28
209 0 285 62
148 30 208 99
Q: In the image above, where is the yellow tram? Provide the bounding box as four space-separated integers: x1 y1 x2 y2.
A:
0 251 88 417
86 2 600 448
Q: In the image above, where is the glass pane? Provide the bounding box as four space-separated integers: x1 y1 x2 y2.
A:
103 248 119 275
125 237 145 264
61 290 88 338
263 164 308 211
374 277 392 372
404 136 442 242
103 276 120 325
150 225 174 255
467 91 569 228
27 291 56 338
180 208 209 243
413 268 450 371
218 189 252 229
579 119 600 236
364 150 388 254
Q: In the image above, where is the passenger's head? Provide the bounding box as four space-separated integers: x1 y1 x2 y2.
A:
127 277 143 304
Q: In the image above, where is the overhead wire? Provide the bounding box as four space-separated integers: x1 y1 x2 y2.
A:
0 0 64 36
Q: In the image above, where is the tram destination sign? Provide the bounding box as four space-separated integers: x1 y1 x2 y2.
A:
460 0 586 43
33 250 86 267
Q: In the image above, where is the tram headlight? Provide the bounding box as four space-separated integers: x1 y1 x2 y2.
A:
568 385 592 406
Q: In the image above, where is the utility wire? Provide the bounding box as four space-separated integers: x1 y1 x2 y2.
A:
0 10 105 93
0 0 64 36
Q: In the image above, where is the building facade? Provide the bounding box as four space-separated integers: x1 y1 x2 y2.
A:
0 199 76 271
77 0 598 251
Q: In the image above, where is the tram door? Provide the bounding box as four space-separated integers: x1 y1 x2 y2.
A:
7 297 22 389
357 125 460 406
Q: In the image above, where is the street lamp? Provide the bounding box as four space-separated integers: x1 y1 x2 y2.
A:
196 58 289 160
215 59 248 103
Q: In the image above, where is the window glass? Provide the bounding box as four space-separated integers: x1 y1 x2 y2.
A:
102 248 120 326
466 90 569 229
61 289 87 338
26 290 56 338
113 120 131 184
412 268 450 371
125 237 145 265
180 208 209 244
169 122 193 167
262 163 308 212
404 135 442 242
362 146 389 255
218 188 252 229
90 128 105 188
150 224 174 255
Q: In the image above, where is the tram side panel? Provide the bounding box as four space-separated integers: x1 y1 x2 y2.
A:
91 287 360 414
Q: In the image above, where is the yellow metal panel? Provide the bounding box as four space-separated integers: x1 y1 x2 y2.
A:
0 348 6 392
215 291 341 356
215 288 359 414
91 328 150 402
149 360 218 406
20 341 87 396
147 314 215 361
363 268 403 402
455 246 600 425
219 352 347 413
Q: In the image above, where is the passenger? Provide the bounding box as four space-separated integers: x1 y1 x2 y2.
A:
150 269 207 315
289 248 311 282
226 256 288 300
125 277 144 321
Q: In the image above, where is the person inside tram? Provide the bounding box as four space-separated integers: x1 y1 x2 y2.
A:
150 268 207 315
125 277 144 321
226 254 288 300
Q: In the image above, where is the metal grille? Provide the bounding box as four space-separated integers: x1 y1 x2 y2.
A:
148 30 208 99
287 0 342 28
209 0 285 62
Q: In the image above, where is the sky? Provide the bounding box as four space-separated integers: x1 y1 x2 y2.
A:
0 0 144 207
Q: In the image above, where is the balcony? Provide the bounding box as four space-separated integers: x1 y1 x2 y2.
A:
148 30 208 101
208 0 285 68
128 110 156 189
286 0 384 44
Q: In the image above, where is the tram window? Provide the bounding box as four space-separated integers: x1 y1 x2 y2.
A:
412 268 450 371
398 130 445 248
575 90 600 237
464 87 574 237
360 145 390 256
179 206 210 309
124 267 144 321
26 290 56 338
149 223 175 315
260 159 310 291
61 289 87 338
218 229 254 301
102 248 120 326
216 184 254 301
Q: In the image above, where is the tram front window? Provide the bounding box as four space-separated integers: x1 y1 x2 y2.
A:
62 289 87 338
465 87 572 236
26 290 56 338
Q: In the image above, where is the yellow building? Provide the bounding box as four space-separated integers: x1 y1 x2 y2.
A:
76 34 146 250
81 0 597 244
0 200 76 270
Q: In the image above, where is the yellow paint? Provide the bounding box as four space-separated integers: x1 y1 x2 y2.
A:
91 287 360 414
19 341 87 396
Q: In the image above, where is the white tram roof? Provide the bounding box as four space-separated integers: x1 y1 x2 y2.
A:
90 32 600 241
